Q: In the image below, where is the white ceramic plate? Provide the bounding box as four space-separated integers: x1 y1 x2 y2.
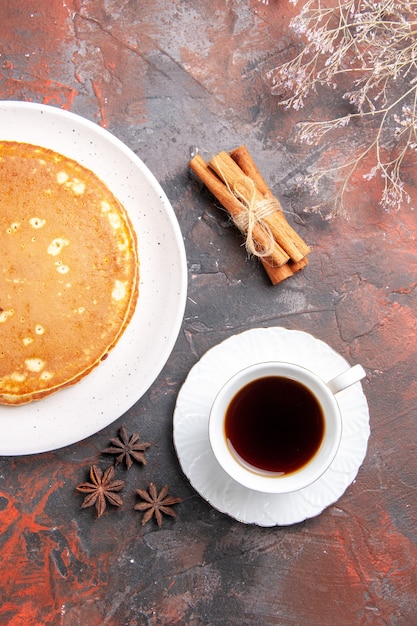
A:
0 101 187 455
173 327 370 526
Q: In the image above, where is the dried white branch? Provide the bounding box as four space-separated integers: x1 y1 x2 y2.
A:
268 0 417 214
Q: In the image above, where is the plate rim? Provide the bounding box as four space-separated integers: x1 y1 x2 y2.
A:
0 101 187 455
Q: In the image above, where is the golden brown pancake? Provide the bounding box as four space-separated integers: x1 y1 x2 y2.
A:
0 141 139 405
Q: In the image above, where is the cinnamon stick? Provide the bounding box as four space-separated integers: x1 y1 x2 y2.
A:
190 154 290 267
230 146 311 259
229 146 311 282
290 256 309 272
209 151 307 263
230 145 273 198
262 260 294 285
190 147 310 285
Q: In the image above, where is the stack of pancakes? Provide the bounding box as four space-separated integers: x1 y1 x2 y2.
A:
0 141 139 405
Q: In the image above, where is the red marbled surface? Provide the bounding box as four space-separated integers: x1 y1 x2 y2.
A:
1 1 417 624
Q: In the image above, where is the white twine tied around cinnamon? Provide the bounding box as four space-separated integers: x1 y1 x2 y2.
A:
229 177 279 259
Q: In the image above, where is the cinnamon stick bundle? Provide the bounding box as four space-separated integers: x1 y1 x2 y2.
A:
189 145 310 285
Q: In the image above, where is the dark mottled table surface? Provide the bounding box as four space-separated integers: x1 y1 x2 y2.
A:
1 1 417 624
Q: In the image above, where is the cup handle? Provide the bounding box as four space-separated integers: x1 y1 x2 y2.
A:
326 364 366 395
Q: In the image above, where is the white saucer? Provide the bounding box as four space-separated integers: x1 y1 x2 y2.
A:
173 327 370 526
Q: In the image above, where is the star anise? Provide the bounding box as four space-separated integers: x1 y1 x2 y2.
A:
76 465 125 518
103 424 151 469
134 482 182 527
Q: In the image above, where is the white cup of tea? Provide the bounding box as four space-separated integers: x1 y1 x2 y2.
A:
208 361 366 493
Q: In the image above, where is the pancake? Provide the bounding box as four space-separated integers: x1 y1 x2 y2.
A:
0 141 139 405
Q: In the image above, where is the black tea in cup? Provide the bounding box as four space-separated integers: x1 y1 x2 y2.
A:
224 376 325 475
